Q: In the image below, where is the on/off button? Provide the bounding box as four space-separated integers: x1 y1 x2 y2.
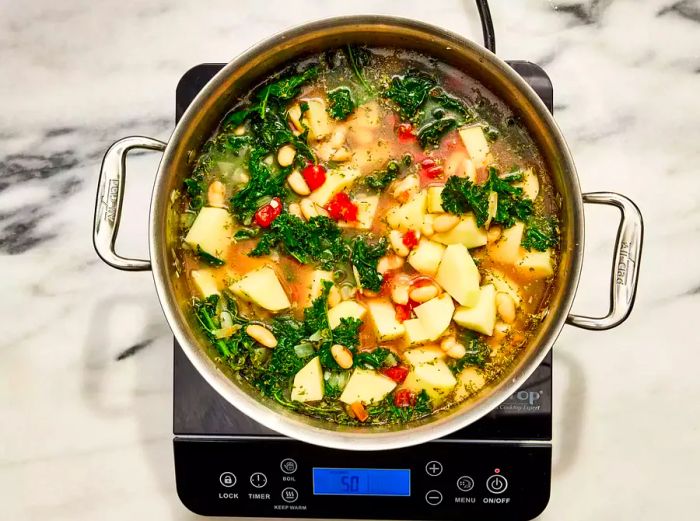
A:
486 474 508 494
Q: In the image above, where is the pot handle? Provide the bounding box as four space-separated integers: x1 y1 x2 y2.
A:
93 136 166 271
566 192 643 330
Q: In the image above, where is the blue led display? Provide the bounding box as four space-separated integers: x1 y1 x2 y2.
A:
312 468 411 496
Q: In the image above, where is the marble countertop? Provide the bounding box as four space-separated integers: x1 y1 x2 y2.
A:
2 0 699 519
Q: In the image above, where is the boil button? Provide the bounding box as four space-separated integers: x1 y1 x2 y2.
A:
486 474 508 494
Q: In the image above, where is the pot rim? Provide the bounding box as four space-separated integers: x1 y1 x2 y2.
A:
149 15 584 450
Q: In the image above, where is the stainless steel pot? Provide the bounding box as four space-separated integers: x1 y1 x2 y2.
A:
92 16 643 450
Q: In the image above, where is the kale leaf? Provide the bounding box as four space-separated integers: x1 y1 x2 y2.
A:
345 45 372 93
383 70 436 120
230 148 287 225
332 317 363 350
362 160 401 191
522 215 559 251
351 236 388 292
249 214 350 270
449 330 491 373
417 117 458 148
354 347 391 369
327 87 355 120
441 167 533 228
195 245 225 267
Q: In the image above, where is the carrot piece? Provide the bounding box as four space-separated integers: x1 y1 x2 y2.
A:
350 401 369 422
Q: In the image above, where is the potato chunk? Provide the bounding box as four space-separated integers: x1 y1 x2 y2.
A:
413 294 455 341
327 300 366 329
407 238 445 276
453 284 497 336
291 357 324 402
367 299 405 341
432 213 487 249
386 191 428 232
435 244 481 306
191 269 220 298
458 126 490 168
229 266 291 312
184 207 233 262
309 167 362 206
403 348 457 403
340 368 396 405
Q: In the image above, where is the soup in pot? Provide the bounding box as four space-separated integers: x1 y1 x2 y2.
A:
175 47 560 425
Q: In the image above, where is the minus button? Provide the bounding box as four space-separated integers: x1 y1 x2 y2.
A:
425 490 443 506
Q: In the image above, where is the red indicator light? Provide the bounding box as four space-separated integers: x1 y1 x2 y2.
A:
495 468 500 474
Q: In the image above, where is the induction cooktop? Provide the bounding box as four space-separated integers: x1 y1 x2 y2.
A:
172 59 555 520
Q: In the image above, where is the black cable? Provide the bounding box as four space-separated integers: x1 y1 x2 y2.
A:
475 0 496 53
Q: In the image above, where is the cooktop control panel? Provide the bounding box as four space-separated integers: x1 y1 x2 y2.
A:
175 438 551 519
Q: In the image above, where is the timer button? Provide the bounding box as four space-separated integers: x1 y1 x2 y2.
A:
425 490 443 506
250 472 267 488
280 458 298 474
486 474 508 494
219 472 237 488
281 487 299 503
425 460 443 476
456 475 475 492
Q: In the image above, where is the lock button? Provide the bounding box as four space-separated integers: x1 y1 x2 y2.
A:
219 472 237 488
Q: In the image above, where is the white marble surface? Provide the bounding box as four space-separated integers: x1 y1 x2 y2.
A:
1 0 699 519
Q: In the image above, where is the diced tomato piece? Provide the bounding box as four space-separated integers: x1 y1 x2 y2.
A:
394 299 419 322
325 192 359 221
254 197 282 228
382 365 409 384
397 123 415 142
393 389 416 408
395 303 412 322
402 230 419 249
301 163 327 191
421 157 443 179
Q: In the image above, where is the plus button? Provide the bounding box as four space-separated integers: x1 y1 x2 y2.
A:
425 461 443 477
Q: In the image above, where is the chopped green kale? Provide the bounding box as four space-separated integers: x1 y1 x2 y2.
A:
351 236 388 292
354 347 391 369
327 87 355 120
383 70 435 120
441 167 533 228
249 214 350 270
522 215 559 251
362 160 401 191
417 117 458 148
449 331 491 373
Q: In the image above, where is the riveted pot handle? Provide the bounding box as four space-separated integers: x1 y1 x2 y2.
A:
567 192 644 330
93 136 166 271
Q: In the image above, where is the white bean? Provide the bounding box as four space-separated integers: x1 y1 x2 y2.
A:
377 254 404 274
391 283 410 305
300 198 318 220
288 202 303 218
331 344 354 369
409 284 439 303
246 324 278 348
392 174 420 201
207 180 227 208
277 144 296 167
446 341 467 359
287 170 310 195
432 214 460 233
496 292 516 324
388 230 410 257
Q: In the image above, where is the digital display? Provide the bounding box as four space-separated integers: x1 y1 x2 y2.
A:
312 468 411 496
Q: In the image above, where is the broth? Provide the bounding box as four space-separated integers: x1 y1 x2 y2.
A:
175 47 560 425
